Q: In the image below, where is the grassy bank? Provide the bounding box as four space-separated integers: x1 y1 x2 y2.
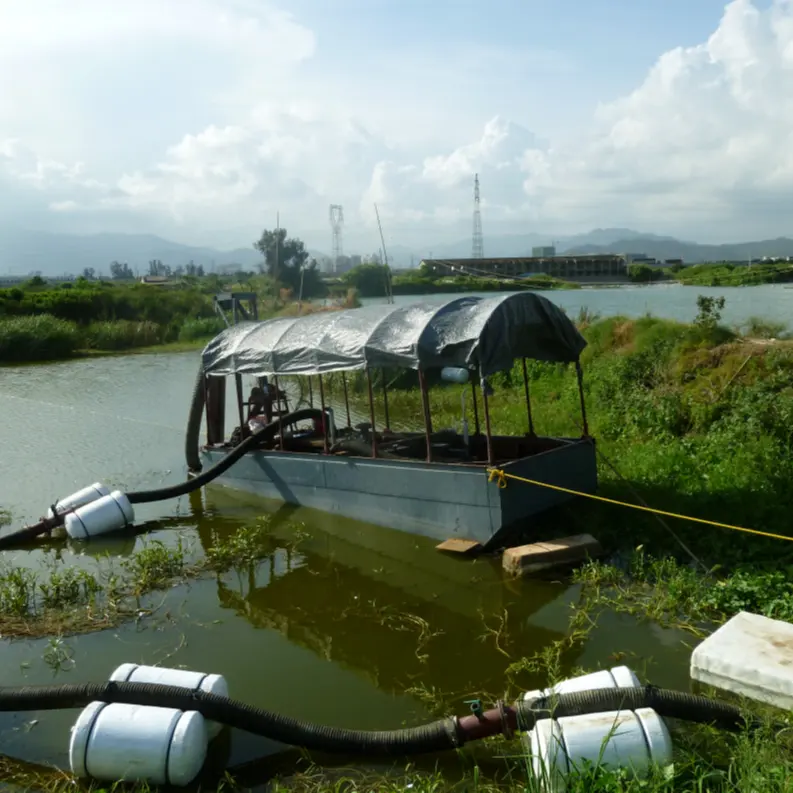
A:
388 273 575 295
0 284 360 363
675 260 793 286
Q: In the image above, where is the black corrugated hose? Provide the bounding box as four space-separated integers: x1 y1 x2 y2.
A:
0 407 325 550
517 686 752 732
127 408 322 504
0 682 752 757
128 408 324 505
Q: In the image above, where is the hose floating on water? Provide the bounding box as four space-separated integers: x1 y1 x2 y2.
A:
0 682 751 756
0 407 325 549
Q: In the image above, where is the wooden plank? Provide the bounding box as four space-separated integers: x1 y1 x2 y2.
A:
436 538 483 555
502 533 602 577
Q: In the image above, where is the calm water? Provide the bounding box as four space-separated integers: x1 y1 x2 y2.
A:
0 350 694 782
363 282 793 328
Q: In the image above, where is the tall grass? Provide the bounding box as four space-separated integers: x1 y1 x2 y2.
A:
82 319 164 350
178 316 227 342
0 315 80 361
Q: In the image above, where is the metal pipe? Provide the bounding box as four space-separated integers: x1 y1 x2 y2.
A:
234 374 246 438
382 370 390 430
341 372 352 428
522 358 535 436
575 361 590 437
366 368 377 458
318 375 329 454
418 368 433 463
274 376 284 451
481 378 494 466
471 379 480 436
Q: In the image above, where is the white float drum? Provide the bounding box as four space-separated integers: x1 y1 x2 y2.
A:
110 664 229 739
529 707 673 793
523 666 641 702
64 490 134 539
69 702 208 786
46 483 110 519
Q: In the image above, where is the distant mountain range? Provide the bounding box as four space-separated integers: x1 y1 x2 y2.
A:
562 237 793 263
1 225 792 276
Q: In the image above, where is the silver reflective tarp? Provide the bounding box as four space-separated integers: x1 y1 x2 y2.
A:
200 293 586 378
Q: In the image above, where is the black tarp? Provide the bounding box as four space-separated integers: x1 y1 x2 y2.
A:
200 292 586 378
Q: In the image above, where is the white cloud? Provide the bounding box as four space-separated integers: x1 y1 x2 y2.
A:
4 0 793 250
518 0 793 239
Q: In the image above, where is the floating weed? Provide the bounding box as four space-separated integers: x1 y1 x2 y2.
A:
38 566 101 610
42 636 75 673
0 566 36 617
122 537 186 594
477 609 512 659
205 518 274 571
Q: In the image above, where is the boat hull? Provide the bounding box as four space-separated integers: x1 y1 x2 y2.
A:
199 438 598 546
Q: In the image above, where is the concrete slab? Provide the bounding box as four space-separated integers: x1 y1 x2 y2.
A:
502 533 602 577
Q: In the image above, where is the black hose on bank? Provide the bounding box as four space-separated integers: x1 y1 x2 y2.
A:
0 682 752 757
519 686 751 733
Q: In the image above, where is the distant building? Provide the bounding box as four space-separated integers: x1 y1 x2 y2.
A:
531 246 556 258
421 254 629 280
139 275 171 285
622 253 657 265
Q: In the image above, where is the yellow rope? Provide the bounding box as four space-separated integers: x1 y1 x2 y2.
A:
486 468 793 544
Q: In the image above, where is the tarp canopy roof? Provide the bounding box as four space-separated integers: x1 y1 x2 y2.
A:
200 292 586 379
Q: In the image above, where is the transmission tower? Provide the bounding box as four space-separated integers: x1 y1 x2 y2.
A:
329 204 344 273
471 173 484 259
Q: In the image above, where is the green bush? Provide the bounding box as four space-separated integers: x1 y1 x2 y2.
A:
0 314 80 362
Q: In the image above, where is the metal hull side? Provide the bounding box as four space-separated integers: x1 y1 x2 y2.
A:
498 439 598 526
199 440 598 545
199 449 501 544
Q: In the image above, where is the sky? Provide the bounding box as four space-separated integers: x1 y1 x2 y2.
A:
1 0 791 253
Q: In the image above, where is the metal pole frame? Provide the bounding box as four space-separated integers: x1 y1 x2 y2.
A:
481 376 495 466
234 374 247 439
382 369 390 431
274 376 285 451
366 368 377 458
418 369 433 463
522 358 536 436
317 375 329 454
575 361 590 437
341 372 352 428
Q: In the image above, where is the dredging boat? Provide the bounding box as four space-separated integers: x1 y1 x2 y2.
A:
185 292 597 548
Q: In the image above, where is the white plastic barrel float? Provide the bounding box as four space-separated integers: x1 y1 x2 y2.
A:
46 482 110 519
521 667 673 792
109 664 229 739
529 707 673 793
64 490 134 539
523 665 641 701
69 702 208 786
